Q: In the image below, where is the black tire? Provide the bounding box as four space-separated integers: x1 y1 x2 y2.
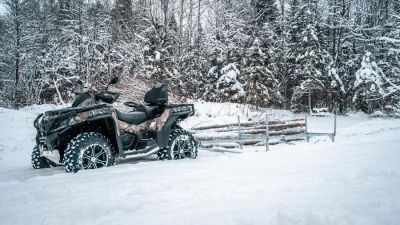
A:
157 129 198 160
64 132 115 173
31 145 50 169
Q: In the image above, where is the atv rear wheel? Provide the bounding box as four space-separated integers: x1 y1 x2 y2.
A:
31 146 51 169
157 129 198 160
64 132 115 173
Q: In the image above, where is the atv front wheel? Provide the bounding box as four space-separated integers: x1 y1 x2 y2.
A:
157 129 198 160
31 146 51 169
64 132 115 173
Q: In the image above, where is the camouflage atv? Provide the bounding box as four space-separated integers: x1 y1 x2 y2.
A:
32 77 198 173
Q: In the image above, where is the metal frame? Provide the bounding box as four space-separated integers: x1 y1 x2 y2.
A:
305 111 337 142
198 111 337 151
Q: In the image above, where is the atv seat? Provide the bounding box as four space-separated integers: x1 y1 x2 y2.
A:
135 104 158 118
116 110 147 125
117 83 168 125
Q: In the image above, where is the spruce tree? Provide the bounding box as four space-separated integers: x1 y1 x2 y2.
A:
243 38 281 107
288 0 326 111
353 52 387 113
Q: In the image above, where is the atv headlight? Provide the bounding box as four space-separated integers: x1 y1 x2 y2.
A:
34 113 44 129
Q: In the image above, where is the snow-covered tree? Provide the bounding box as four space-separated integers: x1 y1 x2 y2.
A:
111 0 134 41
328 59 346 109
216 63 245 102
0 0 45 107
241 0 283 108
288 1 326 112
201 0 248 102
353 52 387 113
242 38 282 107
0 0 398 113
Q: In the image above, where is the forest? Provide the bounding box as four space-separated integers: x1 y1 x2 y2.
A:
0 0 399 114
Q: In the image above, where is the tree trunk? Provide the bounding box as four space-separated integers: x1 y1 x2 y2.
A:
195 0 202 98
178 0 185 58
284 80 288 110
53 79 66 106
14 0 21 88
308 88 312 114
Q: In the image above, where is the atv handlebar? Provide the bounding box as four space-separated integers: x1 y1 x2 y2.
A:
124 101 140 108
95 92 120 104
72 91 120 107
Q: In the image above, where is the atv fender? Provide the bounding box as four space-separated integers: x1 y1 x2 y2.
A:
157 115 179 148
81 114 123 156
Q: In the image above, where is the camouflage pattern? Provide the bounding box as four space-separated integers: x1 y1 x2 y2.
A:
79 97 96 106
69 107 114 125
46 103 170 135
111 110 120 135
149 109 170 131
118 109 171 134
118 120 148 134
42 115 60 123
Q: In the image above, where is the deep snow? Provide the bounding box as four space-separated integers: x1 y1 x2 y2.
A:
0 104 400 225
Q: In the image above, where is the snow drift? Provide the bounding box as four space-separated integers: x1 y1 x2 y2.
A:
1 103 400 225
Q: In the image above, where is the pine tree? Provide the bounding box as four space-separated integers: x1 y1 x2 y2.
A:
111 0 134 42
2 0 26 107
287 0 326 112
216 63 245 102
1 0 45 107
242 38 282 107
201 0 247 102
0 11 14 107
251 0 279 26
86 1 113 85
353 52 387 113
243 0 282 107
202 61 222 102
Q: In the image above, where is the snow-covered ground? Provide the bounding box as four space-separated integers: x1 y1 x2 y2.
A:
1 104 400 225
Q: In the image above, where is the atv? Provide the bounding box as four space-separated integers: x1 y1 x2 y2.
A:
32 77 198 173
